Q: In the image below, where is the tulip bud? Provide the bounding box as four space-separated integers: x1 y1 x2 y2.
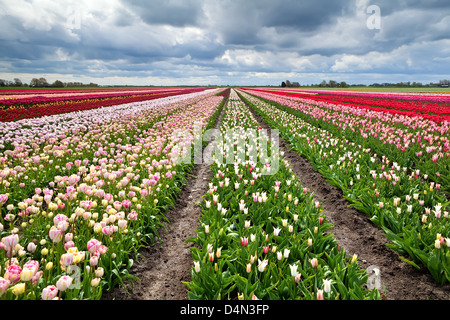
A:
91 277 101 287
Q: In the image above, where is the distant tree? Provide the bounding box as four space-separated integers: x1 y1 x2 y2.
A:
340 81 348 88
319 80 327 87
292 81 300 87
13 78 22 87
285 80 292 87
38 77 49 87
0 79 6 87
52 80 64 87
328 80 337 87
281 81 286 87
30 78 39 87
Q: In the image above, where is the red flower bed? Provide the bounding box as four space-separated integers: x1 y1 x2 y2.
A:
245 88 450 123
0 87 206 122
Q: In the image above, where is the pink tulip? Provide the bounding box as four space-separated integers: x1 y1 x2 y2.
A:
0 277 10 296
2 234 19 251
56 275 73 291
102 226 115 236
87 239 102 254
4 265 22 284
32 271 43 284
60 253 74 267
113 201 122 211
65 233 73 242
0 194 8 205
49 227 64 243
57 220 69 232
23 260 39 276
121 199 131 210
64 241 75 250
27 242 37 253
127 211 138 221
98 245 108 255
53 214 69 226
41 285 58 300
311 258 319 269
90 256 99 266
317 289 324 300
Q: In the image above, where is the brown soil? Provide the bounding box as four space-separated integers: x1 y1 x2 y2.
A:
103 94 450 301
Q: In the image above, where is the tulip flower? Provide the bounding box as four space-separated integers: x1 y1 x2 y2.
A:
289 264 298 277
4 265 22 284
48 227 64 243
41 285 59 300
317 289 324 300
87 239 102 254
2 234 19 252
257 259 268 272
91 277 101 287
194 261 200 273
56 275 73 291
273 227 281 237
0 278 11 296
11 283 26 296
323 279 332 293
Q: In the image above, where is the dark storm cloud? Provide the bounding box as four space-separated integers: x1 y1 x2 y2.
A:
124 0 205 27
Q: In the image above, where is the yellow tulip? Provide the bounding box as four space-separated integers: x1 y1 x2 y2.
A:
11 283 26 296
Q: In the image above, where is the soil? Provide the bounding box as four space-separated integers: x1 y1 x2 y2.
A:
103 93 450 301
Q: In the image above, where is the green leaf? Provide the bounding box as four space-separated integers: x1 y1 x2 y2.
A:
398 256 421 270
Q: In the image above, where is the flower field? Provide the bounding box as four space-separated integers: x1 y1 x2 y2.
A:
0 87 207 122
0 87 225 299
0 85 448 300
185 89 380 300
238 88 450 284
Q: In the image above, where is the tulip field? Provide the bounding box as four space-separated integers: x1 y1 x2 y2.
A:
0 85 449 300
0 87 226 299
238 88 450 284
184 89 380 300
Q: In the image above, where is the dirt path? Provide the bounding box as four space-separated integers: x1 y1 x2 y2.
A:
245 97 450 300
102 98 227 301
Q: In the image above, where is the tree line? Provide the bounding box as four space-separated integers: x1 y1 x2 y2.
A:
282 79 450 88
0 77 98 88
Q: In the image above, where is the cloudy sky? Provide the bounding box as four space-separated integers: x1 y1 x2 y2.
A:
0 0 449 86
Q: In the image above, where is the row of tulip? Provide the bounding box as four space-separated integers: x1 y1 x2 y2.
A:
0 88 184 104
237 89 450 284
0 88 226 299
0 88 207 122
248 88 450 121
279 88 450 104
0 89 222 203
242 89 450 193
185 89 381 300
